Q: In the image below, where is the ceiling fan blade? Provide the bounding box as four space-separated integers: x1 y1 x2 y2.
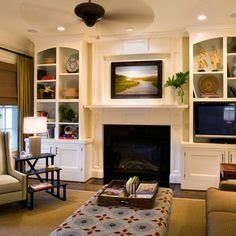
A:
103 12 154 25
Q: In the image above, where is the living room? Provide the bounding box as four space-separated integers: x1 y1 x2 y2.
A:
0 1 236 235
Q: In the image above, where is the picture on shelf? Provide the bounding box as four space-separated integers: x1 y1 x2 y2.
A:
111 60 162 99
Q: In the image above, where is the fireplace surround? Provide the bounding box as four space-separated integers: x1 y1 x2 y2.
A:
103 124 170 186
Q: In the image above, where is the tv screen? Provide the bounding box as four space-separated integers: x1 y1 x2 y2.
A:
194 102 236 138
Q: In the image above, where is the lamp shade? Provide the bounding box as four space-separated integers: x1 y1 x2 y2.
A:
23 116 47 134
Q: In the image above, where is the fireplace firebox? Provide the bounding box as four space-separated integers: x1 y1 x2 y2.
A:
103 125 170 186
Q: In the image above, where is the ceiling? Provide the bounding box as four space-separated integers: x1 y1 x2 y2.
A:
0 0 236 41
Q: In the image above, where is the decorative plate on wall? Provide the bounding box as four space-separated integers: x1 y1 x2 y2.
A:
198 75 219 94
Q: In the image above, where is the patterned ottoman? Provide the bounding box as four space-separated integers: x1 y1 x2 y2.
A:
50 187 173 236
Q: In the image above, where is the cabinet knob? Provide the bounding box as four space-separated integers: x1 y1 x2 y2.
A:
56 147 58 155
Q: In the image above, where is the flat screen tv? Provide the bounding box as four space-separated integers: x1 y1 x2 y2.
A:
194 102 236 139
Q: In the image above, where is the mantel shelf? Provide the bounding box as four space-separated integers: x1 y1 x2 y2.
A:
84 104 188 109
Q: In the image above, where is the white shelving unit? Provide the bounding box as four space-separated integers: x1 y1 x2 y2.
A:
182 30 236 190
29 41 93 182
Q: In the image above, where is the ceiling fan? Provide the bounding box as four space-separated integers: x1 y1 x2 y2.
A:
74 0 105 27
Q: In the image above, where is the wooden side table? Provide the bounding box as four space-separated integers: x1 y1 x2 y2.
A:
220 163 236 180
15 153 67 209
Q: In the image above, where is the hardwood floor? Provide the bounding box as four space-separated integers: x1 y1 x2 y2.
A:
28 177 206 199
63 178 206 200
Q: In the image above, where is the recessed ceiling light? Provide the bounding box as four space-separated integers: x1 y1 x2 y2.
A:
126 28 134 32
28 29 38 33
57 26 65 31
197 15 207 21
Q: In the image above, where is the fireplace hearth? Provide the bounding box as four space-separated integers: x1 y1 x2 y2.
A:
103 125 170 186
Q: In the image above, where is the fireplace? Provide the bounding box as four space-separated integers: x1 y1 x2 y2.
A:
103 124 170 186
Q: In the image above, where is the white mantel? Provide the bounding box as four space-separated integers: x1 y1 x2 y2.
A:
88 106 186 183
84 104 188 109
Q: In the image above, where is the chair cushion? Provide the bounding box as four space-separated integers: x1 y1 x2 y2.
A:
0 175 22 194
207 187 236 214
207 211 236 236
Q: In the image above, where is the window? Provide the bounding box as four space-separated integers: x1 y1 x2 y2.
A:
0 105 18 151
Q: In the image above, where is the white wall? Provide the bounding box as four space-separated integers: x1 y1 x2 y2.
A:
92 35 184 105
0 28 34 64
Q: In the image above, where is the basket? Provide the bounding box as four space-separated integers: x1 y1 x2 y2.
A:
62 88 78 99
97 180 158 209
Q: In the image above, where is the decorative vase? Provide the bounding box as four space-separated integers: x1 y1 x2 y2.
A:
172 87 184 105
176 87 184 104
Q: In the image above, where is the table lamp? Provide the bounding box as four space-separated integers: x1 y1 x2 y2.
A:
23 116 47 157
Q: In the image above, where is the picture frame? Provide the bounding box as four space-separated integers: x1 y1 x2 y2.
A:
111 60 162 99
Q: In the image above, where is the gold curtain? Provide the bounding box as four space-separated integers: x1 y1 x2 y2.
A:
17 55 34 151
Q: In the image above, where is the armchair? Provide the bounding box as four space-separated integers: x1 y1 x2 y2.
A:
0 131 27 205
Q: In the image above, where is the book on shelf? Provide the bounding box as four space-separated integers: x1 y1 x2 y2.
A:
229 86 236 97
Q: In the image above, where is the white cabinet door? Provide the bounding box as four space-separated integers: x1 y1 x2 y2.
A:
56 143 83 181
182 148 223 190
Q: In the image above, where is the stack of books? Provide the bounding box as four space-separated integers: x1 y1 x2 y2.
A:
125 176 139 195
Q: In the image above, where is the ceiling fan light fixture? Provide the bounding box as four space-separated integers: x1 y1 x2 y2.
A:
74 1 105 27
126 28 134 32
57 26 65 31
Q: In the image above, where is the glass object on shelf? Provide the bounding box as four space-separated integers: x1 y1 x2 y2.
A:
37 48 56 64
59 75 79 99
47 124 55 139
59 103 78 122
37 66 56 81
59 124 78 139
227 37 236 53
37 82 56 99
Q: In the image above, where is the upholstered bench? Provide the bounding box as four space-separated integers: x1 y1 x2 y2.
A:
50 187 173 236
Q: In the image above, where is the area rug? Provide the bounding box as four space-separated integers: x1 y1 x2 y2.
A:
0 190 95 236
0 190 206 236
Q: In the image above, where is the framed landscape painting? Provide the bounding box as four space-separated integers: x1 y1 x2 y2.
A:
111 60 162 99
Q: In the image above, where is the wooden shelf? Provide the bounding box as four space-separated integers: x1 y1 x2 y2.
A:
24 167 62 176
